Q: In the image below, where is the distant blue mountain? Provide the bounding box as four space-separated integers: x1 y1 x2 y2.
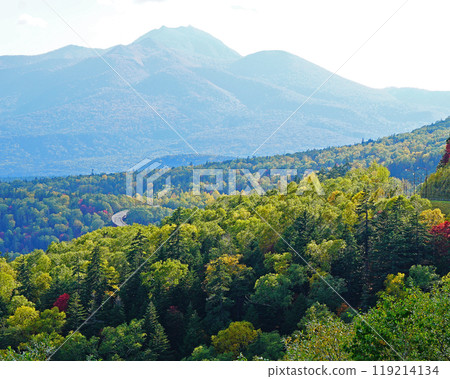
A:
0 26 449 177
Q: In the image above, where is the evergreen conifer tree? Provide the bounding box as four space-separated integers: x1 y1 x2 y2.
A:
66 291 87 331
121 231 148 320
82 245 107 310
143 301 170 360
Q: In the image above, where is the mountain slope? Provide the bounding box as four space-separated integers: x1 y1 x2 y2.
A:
152 117 450 193
0 117 448 255
1 26 450 177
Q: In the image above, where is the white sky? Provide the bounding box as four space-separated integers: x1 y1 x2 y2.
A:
2 0 450 91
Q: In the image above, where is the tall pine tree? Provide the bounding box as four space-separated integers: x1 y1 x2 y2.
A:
355 190 374 309
82 245 108 311
16 256 32 298
142 301 171 360
121 230 148 321
181 303 204 357
66 291 87 332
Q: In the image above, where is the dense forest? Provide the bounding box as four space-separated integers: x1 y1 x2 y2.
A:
0 163 449 361
422 137 450 200
192 117 450 180
0 176 213 255
1 118 449 256
123 117 450 197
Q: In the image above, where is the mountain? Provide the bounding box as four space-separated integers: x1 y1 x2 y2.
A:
1 25 450 177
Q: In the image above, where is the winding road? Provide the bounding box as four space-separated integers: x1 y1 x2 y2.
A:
111 210 129 227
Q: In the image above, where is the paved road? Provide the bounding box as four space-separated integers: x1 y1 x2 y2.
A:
111 210 129 227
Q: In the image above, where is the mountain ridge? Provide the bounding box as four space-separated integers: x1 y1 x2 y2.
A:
1 26 449 177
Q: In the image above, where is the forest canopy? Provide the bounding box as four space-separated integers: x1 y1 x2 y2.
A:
0 163 449 361
1 118 448 256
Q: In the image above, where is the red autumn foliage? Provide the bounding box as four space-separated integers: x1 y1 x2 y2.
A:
431 221 450 258
438 138 450 168
53 293 70 312
431 221 450 239
79 203 96 214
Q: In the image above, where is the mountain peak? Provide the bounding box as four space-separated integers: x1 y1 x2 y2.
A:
132 25 240 61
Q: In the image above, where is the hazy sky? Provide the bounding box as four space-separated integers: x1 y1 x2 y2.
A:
2 0 450 90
